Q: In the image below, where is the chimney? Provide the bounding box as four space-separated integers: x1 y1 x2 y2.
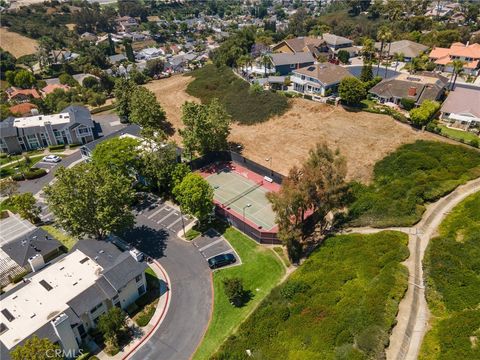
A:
28 254 45 272
408 87 417 97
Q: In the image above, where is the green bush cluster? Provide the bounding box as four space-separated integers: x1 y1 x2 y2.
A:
213 231 409 360
420 193 480 359
409 100 440 127
69 143 83 149
48 144 65 151
186 65 289 124
349 141 480 227
23 168 47 180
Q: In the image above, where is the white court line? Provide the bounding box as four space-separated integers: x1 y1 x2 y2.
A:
198 238 224 252
147 206 166 219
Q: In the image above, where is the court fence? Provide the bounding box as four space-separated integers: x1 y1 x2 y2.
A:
189 151 284 244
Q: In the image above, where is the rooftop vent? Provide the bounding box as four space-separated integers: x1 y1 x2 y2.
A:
0 323 8 335
1 309 15 322
406 76 421 82
40 279 53 291
307 66 315 71
79 257 89 264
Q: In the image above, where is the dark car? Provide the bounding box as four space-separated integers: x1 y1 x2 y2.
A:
208 253 236 269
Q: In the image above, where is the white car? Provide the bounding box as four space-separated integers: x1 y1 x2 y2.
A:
42 155 62 163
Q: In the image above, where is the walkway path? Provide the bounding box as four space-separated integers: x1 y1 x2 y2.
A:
95 260 171 360
345 177 480 360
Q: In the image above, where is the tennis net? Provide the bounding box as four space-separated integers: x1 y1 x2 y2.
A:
222 180 263 207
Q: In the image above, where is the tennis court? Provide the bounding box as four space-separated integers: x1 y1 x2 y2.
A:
205 168 277 231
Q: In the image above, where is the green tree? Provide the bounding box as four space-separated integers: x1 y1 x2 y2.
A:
10 336 62 360
92 137 141 177
173 173 213 222
339 77 366 105
337 50 350 64
179 99 231 158
130 87 167 131
171 163 191 189
449 59 465 90
107 33 116 55
114 78 137 121
360 63 373 82
13 70 36 89
124 40 135 62
82 76 100 89
44 163 135 239
10 192 41 223
0 49 16 79
98 307 127 350
0 178 19 197
376 26 392 76
409 100 440 127
223 277 247 307
1 103 12 120
59 73 78 87
144 58 164 77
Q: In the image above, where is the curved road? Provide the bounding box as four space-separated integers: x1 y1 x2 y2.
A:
346 177 480 360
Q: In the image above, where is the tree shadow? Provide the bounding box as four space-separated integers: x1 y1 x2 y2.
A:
161 120 175 137
228 141 244 154
120 225 168 259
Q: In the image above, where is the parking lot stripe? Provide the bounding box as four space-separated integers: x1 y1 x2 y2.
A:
198 238 224 252
156 211 175 224
165 216 184 229
147 206 166 219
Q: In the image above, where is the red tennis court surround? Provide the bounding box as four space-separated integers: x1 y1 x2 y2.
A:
198 161 281 244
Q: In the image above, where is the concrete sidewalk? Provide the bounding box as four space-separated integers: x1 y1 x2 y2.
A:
95 260 171 360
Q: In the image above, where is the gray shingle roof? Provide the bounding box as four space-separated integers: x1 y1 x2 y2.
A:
440 87 480 117
80 123 141 153
293 63 351 85
270 52 315 66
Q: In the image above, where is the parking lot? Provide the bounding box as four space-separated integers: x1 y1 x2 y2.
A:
192 229 240 266
136 195 195 236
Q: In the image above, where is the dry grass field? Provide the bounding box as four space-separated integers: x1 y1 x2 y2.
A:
146 76 448 183
0 28 38 57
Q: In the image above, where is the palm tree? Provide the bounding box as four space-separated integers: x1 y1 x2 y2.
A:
449 59 465 90
393 52 404 72
375 26 393 77
261 54 272 78
361 38 375 64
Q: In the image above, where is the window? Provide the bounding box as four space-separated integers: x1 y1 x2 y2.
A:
135 275 142 283
26 134 39 148
90 303 103 314
137 284 146 296
78 127 91 135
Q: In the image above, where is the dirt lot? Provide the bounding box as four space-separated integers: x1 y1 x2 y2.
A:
0 28 38 58
146 75 447 183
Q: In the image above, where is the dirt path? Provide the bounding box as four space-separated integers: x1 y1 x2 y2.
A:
146 76 448 183
345 177 480 360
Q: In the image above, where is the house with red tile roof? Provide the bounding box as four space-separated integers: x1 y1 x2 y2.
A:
9 103 38 117
5 87 41 103
429 42 480 75
41 84 71 97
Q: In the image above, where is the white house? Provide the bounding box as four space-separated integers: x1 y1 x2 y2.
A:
291 63 351 97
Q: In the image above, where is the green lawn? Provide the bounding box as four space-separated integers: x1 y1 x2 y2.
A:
420 192 480 360
186 64 289 124
212 231 409 360
193 227 285 360
438 125 479 144
0 155 45 178
0 154 21 166
41 225 78 250
349 140 480 227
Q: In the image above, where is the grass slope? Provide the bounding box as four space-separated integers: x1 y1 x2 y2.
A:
349 140 480 227
193 227 284 360
186 64 289 124
420 192 480 360
438 125 479 144
212 231 409 360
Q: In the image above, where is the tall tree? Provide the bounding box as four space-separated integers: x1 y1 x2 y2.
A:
449 59 465 90
339 77 367 105
44 163 135 239
114 78 137 121
173 173 213 223
124 40 135 62
10 336 62 360
130 87 168 132
91 137 141 178
360 63 373 82
375 26 392 76
98 307 127 349
10 192 41 224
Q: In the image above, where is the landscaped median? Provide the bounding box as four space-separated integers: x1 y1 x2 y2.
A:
192 227 285 360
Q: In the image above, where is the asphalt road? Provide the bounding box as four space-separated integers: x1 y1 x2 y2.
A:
122 211 212 360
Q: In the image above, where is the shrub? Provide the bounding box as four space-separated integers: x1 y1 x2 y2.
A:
469 138 479 148
48 144 65 151
339 77 366 105
11 173 24 181
409 100 440 127
400 97 416 110
223 277 246 307
24 168 47 180
9 270 28 284
69 143 82 149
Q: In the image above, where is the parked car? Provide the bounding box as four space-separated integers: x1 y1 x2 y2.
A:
208 253 236 269
42 155 62 163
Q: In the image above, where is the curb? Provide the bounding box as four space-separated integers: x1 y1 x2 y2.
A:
122 260 171 360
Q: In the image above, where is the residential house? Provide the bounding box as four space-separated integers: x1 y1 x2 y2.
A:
8 103 38 117
424 2 460 17
5 87 41 103
135 47 164 61
272 36 326 58
269 52 315 76
116 16 138 32
108 53 127 64
440 87 480 129
50 50 79 64
375 40 428 62
0 106 95 154
291 63 351 97
80 32 98 42
0 240 148 359
369 72 448 106
0 212 62 287
41 84 70 97
429 42 480 75
321 33 358 57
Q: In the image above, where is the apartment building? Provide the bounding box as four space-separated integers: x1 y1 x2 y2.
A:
0 106 95 154
0 240 147 359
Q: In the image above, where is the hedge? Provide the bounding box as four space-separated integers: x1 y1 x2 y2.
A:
90 103 115 114
11 173 25 181
9 270 28 284
24 168 47 180
69 143 83 149
48 144 65 151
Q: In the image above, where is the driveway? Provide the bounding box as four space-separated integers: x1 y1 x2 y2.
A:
121 201 212 360
192 228 238 263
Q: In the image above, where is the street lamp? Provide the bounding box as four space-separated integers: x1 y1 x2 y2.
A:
265 157 272 176
179 208 186 238
242 203 252 234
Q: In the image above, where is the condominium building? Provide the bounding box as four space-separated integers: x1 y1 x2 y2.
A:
0 106 95 154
